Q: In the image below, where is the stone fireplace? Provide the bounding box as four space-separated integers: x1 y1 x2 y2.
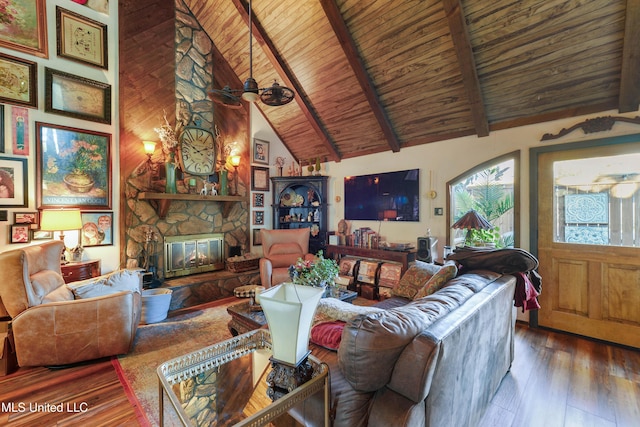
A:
164 233 224 278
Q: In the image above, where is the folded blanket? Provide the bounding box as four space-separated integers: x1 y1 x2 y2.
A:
447 246 539 275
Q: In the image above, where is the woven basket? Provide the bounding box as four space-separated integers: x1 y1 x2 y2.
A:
226 256 260 272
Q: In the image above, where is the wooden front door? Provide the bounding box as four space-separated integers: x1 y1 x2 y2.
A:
537 142 640 348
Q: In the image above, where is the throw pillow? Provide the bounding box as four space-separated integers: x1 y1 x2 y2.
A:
392 261 442 299
414 262 458 299
310 321 346 351
69 269 141 299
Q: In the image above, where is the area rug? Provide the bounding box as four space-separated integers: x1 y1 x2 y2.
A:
113 297 237 427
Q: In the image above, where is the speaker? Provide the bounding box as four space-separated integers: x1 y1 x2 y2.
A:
416 237 437 263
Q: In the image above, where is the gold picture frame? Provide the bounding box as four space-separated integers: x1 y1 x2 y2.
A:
45 67 112 124
0 0 48 58
0 53 38 108
251 166 270 191
56 6 108 69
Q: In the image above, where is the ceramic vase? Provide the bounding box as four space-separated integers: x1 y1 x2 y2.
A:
63 172 94 193
165 162 178 194
219 169 229 195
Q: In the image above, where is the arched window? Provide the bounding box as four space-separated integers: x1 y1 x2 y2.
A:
447 152 520 248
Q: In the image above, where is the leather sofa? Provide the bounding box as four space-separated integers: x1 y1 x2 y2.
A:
0 241 142 367
259 228 314 288
299 269 517 427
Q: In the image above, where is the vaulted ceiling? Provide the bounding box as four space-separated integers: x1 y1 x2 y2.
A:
182 0 640 164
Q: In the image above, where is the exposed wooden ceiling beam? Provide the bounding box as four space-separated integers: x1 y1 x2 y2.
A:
231 0 341 162
319 0 401 153
619 0 640 113
442 0 490 137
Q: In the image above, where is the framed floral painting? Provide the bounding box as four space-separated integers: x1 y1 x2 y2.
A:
0 0 48 58
36 122 111 209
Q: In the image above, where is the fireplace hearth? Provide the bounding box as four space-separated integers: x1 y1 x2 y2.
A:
164 233 224 278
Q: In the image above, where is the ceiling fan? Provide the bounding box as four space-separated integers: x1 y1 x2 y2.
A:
209 0 295 108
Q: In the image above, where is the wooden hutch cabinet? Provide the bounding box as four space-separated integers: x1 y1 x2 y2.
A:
270 176 328 255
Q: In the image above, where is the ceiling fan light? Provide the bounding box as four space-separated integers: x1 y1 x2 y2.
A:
242 77 260 102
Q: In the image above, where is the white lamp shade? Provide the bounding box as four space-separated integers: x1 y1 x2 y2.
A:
39 209 83 232
259 283 324 366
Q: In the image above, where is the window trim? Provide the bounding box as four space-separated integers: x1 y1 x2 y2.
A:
446 151 520 247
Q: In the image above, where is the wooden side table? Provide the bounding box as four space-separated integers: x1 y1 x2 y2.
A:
61 259 101 284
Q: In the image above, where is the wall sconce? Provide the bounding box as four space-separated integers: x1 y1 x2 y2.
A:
142 141 157 190
230 155 241 195
143 140 156 159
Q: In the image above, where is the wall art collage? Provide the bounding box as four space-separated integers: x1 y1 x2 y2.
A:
0 0 114 245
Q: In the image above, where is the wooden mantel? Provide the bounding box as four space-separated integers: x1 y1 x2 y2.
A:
138 193 246 219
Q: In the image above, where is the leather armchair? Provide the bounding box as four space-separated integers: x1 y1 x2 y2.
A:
0 241 142 367
259 228 315 288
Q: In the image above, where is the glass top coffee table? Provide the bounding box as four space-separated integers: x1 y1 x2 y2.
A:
157 329 329 426
227 287 357 336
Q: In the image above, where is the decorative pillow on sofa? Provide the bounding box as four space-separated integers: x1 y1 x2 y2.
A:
69 269 141 299
392 261 442 299
310 321 346 350
414 262 458 299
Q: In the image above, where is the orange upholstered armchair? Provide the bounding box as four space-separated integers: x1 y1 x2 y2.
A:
259 228 315 288
0 240 142 367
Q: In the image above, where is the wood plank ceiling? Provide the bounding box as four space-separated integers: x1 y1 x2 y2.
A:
182 0 640 164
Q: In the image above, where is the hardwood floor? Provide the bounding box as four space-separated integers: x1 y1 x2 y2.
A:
479 323 640 427
0 323 638 426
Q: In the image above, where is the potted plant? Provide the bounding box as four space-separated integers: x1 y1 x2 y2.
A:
258 251 338 366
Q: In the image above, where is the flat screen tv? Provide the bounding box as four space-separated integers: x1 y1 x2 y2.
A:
344 169 420 221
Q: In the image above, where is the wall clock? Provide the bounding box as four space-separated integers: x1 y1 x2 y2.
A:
179 123 216 175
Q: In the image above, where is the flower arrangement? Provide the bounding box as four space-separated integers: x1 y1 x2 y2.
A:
55 138 104 175
288 250 339 288
154 110 182 163
0 0 23 26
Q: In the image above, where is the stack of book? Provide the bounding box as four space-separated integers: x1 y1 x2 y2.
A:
350 227 380 249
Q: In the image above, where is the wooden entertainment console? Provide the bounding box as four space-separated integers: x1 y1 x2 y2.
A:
325 245 416 274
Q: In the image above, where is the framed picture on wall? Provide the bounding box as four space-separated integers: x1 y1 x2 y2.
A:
80 211 113 247
251 166 269 191
0 156 27 207
56 6 108 69
252 192 265 207
253 211 264 226
31 229 53 241
0 0 48 58
14 211 38 229
0 105 4 153
10 224 30 243
253 228 263 246
45 68 112 124
253 138 269 165
36 122 111 209
0 53 38 108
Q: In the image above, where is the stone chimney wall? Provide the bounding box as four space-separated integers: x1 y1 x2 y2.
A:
123 1 249 280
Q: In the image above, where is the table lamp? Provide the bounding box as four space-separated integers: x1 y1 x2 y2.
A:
229 155 241 195
451 209 493 245
39 209 83 263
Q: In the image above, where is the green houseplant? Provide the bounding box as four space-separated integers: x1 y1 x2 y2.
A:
288 250 339 288
259 251 338 366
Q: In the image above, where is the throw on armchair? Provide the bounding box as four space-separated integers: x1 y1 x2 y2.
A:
259 228 314 288
0 240 142 367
